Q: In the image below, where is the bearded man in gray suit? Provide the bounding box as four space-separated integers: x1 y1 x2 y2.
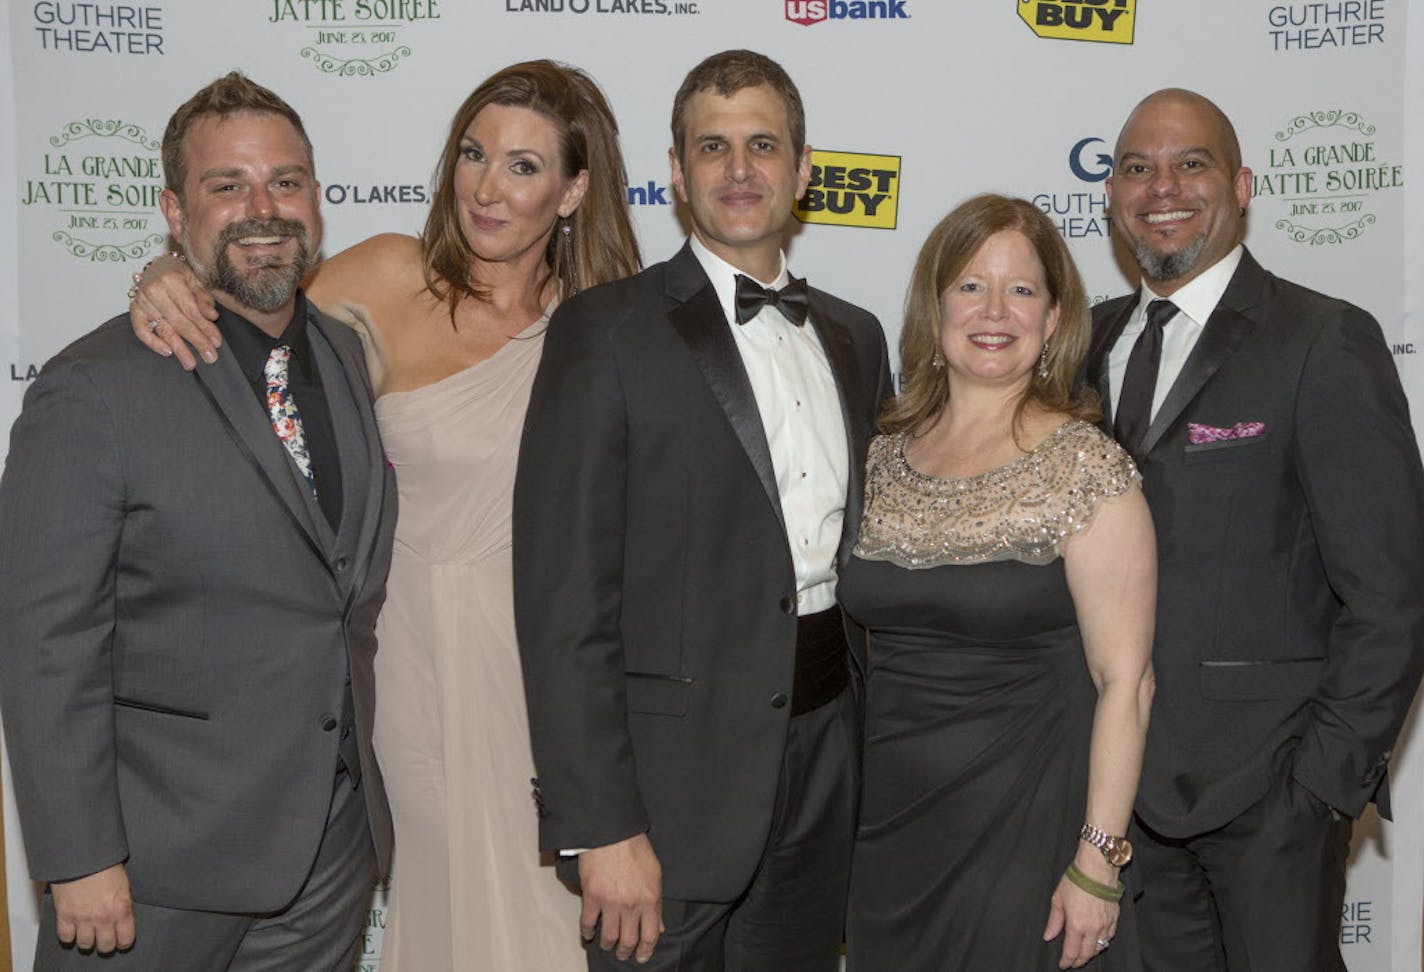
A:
0 73 395 970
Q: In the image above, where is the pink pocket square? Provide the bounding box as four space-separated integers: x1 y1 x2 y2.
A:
1187 421 1266 445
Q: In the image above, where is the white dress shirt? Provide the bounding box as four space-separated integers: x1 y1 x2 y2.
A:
689 235 850 616
1108 245 1244 420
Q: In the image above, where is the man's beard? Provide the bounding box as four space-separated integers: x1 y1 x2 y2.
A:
1129 230 1207 284
190 218 314 314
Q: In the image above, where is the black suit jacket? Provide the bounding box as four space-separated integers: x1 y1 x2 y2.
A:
512 242 890 901
0 309 395 912
1088 248 1424 837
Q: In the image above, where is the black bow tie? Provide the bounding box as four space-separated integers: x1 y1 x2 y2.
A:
734 274 810 327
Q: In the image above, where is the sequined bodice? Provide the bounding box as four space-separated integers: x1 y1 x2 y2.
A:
852 420 1139 568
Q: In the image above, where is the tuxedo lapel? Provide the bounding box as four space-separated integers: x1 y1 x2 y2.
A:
1140 253 1265 457
191 348 326 563
664 244 785 535
807 291 866 561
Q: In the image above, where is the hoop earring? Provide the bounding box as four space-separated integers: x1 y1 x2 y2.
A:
560 216 580 296
1038 341 1050 379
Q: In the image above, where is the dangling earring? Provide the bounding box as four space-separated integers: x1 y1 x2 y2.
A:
931 351 945 370
560 216 579 296
1038 341 1050 379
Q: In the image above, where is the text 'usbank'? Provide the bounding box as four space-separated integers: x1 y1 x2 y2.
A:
786 0 908 26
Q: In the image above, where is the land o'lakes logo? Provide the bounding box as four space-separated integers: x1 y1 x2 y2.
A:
505 0 702 16
268 0 441 77
793 150 901 229
1254 109 1402 245
785 0 909 26
22 119 165 263
1018 0 1134 44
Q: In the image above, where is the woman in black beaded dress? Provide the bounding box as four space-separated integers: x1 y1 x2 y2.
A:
844 195 1157 971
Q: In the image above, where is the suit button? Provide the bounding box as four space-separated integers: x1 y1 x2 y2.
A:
335 557 350 572
770 693 788 709
320 714 338 731
779 597 795 615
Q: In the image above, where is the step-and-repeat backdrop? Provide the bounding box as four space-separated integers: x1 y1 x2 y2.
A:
3 1 1422 967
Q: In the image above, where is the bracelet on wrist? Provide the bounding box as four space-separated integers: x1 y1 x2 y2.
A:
127 250 185 302
1064 862 1124 902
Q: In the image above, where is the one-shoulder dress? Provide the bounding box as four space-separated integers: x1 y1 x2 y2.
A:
372 312 584 971
842 420 1143 971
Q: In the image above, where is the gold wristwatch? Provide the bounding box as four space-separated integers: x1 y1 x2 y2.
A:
1079 823 1133 867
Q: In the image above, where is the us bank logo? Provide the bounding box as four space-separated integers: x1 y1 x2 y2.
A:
1018 0 1135 44
786 0 909 26
1254 109 1402 245
21 119 165 262
268 0 442 76
793 151 900 229
1030 136 1111 240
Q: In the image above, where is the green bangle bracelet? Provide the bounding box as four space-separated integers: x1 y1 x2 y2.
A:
1064 863 1124 902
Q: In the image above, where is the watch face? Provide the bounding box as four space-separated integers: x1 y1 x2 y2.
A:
1106 839 1133 867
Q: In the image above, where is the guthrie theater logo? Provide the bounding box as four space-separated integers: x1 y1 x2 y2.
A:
1032 136 1112 240
794 151 901 229
1254 109 1401 246
785 1 909 25
21 119 164 263
1018 0 1135 43
268 0 441 77
31 2 165 54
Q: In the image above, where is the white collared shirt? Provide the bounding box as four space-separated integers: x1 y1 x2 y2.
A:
1108 245 1244 419
688 235 850 616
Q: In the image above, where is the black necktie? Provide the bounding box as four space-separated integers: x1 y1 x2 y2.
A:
1114 299 1179 455
734 274 809 327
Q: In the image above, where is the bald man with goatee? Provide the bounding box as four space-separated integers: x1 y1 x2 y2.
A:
1085 88 1424 970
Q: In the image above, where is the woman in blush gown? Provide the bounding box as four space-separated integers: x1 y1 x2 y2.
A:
842 195 1156 971
129 61 642 970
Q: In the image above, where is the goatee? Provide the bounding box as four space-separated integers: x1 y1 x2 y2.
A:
1131 231 1207 285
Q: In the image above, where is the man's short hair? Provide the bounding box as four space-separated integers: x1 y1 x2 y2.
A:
161 72 314 196
670 50 806 161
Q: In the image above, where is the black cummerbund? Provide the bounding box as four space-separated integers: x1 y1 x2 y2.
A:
793 606 850 715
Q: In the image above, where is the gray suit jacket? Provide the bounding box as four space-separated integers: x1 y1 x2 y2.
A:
0 306 396 914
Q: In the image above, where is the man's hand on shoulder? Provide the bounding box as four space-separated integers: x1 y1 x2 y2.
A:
51 862 135 954
578 833 663 964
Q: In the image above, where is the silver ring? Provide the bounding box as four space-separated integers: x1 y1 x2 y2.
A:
1096 939 1110 951
147 319 163 333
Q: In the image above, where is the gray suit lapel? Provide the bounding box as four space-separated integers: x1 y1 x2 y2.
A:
309 311 387 602
191 346 325 560
664 244 786 537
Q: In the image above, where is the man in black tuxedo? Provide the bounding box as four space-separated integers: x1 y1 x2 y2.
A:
1087 88 1424 970
513 50 890 970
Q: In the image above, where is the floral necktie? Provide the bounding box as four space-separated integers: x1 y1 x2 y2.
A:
264 344 317 495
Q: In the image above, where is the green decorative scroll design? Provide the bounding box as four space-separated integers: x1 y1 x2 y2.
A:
50 119 159 150
1275 110 1376 142
51 231 165 262
1274 214 1377 245
300 46 412 77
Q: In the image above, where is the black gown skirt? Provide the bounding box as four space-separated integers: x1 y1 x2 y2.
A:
842 554 1140 971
